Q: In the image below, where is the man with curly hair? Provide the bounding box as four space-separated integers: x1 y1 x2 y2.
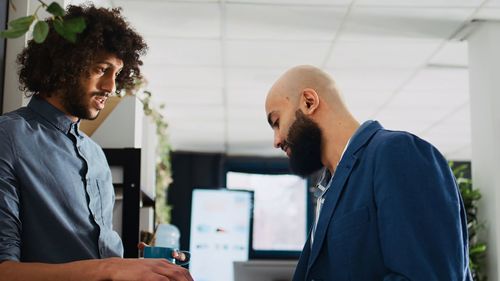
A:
0 4 193 281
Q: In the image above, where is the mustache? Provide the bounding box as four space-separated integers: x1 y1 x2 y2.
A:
280 140 292 151
92 92 112 98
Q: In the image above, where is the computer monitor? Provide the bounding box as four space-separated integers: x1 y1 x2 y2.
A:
226 172 309 259
189 189 253 281
233 260 297 281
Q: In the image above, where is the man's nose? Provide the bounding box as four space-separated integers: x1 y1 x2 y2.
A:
100 75 116 94
273 132 282 149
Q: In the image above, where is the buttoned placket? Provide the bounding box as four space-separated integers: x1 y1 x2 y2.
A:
311 176 333 248
311 182 329 246
68 123 106 258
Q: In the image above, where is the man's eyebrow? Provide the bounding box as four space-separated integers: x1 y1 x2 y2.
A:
96 61 123 70
267 111 276 127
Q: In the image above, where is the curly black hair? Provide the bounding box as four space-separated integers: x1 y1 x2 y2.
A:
17 4 147 96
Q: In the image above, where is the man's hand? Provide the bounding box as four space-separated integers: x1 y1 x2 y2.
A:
0 257 194 281
104 257 194 281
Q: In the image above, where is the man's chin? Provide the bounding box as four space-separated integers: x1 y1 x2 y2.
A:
289 158 323 178
83 110 101 121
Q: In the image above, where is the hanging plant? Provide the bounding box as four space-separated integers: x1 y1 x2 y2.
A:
125 80 173 224
1 1 86 43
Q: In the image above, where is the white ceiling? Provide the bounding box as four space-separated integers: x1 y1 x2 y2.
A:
75 0 500 160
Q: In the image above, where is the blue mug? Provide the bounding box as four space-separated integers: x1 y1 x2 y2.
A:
143 246 191 266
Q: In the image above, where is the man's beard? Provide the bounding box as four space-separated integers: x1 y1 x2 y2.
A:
286 110 323 177
60 83 100 120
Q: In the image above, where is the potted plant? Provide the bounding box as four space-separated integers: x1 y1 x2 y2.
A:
450 162 487 281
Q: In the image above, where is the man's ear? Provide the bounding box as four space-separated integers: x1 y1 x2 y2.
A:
301 88 320 114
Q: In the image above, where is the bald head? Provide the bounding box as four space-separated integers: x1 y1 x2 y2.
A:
266 65 346 115
264 65 359 174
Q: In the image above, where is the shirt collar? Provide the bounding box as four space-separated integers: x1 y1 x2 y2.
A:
28 95 77 134
316 120 375 191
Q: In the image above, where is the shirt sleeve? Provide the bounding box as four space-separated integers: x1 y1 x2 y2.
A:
0 126 22 261
374 132 468 281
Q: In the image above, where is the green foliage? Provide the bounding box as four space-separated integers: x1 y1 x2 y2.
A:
53 19 75 42
1 1 86 44
450 162 487 281
0 15 34 38
46 2 64 17
126 80 172 224
33 21 49 43
10 15 36 29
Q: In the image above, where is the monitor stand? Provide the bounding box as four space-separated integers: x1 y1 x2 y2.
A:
233 260 298 281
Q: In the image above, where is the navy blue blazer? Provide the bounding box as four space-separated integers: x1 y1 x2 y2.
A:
293 121 471 281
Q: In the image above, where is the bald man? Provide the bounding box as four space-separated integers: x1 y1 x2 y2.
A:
265 65 471 281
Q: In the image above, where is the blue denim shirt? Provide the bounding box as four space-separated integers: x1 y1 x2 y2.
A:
0 96 123 263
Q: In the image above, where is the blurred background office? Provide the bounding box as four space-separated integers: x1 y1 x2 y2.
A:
1 0 499 281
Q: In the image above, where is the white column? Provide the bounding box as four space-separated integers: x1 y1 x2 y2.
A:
468 21 500 281
2 0 29 113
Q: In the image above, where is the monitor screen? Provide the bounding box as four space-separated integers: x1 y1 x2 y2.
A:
189 189 253 281
226 172 309 259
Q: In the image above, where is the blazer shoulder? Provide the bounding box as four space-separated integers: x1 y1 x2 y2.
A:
369 129 436 156
369 128 448 170
371 128 429 146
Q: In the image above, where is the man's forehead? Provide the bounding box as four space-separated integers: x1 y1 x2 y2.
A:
94 52 124 68
265 93 284 113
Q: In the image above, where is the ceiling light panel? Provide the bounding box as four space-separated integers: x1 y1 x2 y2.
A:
327 40 442 68
355 0 483 8
143 38 222 67
226 89 268 107
341 7 474 41
402 68 469 91
225 4 348 40
142 66 223 88
225 67 286 90
327 68 414 91
226 0 352 5
115 1 221 38
387 90 469 110
226 40 332 67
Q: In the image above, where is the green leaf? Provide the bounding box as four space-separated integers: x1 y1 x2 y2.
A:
46 2 65 17
9 15 35 29
0 26 29 38
53 20 76 43
63 17 86 33
470 243 487 255
33 21 49 43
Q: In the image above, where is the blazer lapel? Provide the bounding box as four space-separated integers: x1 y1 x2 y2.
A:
306 121 383 273
306 155 358 269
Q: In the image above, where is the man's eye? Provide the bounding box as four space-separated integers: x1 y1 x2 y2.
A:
273 119 279 128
